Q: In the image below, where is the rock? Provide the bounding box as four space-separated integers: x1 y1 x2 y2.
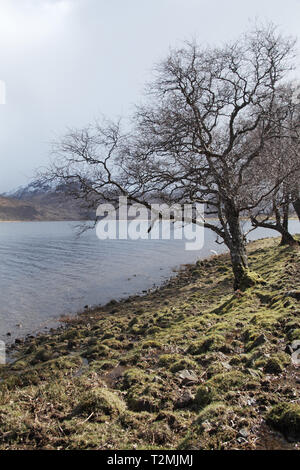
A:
285 344 294 355
291 350 300 366
247 398 256 406
291 340 300 351
246 368 262 379
177 369 198 385
220 362 232 371
175 390 194 408
201 420 213 432
238 428 249 439
237 437 247 444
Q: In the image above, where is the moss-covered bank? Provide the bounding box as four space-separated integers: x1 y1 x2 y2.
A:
0 237 299 450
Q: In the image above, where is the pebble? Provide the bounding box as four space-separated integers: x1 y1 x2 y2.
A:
291 350 300 366
239 428 249 439
177 369 198 385
237 437 247 444
291 340 300 351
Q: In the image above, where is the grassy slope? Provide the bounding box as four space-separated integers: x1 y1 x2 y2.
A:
0 237 299 450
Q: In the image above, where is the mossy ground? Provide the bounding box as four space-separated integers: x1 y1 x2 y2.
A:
0 236 299 450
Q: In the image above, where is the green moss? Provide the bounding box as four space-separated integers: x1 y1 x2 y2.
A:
147 326 161 335
89 359 118 371
126 384 161 412
139 422 173 445
196 402 229 424
158 354 181 367
239 270 266 290
122 368 148 389
156 314 173 328
208 370 253 393
242 327 267 352
206 362 229 378
141 340 162 349
9 360 28 371
129 322 147 335
75 388 126 418
85 343 110 360
62 328 84 340
155 410 183 430
260 353 290 375
267 403 300 439
0 402 31 437
288 329 300 341
102 338 123 349
170 358 198 373
194 384 217 409
31 348 52 364
187 334 226 355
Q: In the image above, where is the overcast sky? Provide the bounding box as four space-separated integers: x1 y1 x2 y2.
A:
0 0 299 192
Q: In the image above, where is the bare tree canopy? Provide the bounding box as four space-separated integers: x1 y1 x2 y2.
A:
45 24 298 290
244 83 300 244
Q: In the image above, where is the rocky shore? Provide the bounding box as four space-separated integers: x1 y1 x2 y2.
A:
0 236 299 450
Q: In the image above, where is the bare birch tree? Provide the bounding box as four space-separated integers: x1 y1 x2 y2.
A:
45 24 297 290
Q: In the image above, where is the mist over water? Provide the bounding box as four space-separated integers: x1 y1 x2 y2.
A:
0 220 299 341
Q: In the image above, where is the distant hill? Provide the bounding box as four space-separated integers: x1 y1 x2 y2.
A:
0 181 94 221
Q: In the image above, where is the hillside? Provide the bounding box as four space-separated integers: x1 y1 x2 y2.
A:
0 237 299 450
0 182 94 221
0 196 40 221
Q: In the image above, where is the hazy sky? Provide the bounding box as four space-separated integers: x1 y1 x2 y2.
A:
0 0 299 192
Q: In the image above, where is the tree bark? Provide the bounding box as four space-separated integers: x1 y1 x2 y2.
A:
279 197 296 245
225 202 251 290
292 198 300 222
291 184 300 221
229 242 249 290
280 229 298 246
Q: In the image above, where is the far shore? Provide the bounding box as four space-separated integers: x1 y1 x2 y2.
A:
0 216 299 223
0 219 91 223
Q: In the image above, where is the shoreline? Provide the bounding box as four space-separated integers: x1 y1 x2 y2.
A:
2 226 299 347
0 216 299 223
1 235 299 450
4 258 195 350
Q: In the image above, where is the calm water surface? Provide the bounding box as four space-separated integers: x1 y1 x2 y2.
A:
0 220 299 341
